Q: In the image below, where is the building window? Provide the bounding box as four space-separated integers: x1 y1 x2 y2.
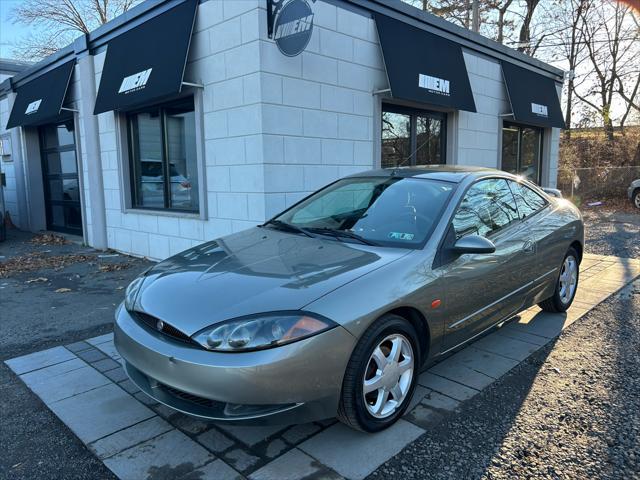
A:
381 104 446 168
502 122 543 184
127 97 199 212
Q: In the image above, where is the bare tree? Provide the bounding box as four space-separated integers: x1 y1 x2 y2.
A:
493 0 515 44
573 0 640 139
10 0 140 61
517 0 541 54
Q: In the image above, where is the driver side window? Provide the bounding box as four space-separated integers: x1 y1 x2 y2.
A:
452 178 519 239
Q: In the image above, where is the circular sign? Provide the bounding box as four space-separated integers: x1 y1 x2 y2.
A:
274 0 314 57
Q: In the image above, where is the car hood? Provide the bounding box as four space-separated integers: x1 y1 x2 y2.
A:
135 227 409 336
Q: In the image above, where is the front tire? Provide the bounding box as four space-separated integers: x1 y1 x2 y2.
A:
539 247 580 313
633 190 640 209
337 314 420 432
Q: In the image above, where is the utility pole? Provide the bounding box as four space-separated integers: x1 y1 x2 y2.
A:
472 0 480 32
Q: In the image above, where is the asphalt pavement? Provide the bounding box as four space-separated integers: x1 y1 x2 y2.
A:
1 230 150 480
1 209 638 479
369 280 640 479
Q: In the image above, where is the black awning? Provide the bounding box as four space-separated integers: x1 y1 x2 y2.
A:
93 0 198 115
374 14 476 113
6 60 75 129
501 61 565 128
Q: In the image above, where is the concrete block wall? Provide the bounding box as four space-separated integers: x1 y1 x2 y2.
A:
458 52 510 168
0 96 21 227
257 0 386 216
95 0 266 260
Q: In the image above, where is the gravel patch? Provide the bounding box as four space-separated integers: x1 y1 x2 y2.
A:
582 209 639 258
368 280 640 480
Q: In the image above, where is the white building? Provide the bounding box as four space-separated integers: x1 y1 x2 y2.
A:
0 0 565 259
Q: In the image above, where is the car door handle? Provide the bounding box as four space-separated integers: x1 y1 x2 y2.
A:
522 240 536 254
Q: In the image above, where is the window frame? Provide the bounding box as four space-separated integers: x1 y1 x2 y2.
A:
381 103 447 168
125 96 199 214
501 121 544 184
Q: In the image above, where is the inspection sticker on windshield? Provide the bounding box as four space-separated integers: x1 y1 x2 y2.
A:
388 232 415 241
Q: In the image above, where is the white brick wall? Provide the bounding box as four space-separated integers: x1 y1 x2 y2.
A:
457 52 510 168
1 94 20 227
1 0 561 261
96 1 269 259
258 0 384 204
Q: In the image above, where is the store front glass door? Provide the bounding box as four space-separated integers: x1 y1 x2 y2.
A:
39 120 83 235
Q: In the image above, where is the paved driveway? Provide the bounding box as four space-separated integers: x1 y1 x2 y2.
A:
4 249 639 480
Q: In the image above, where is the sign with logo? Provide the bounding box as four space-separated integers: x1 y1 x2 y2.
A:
25 99 42 115
118 68 153 95
268 0 315 57
531 102 549 118
418 74 450 96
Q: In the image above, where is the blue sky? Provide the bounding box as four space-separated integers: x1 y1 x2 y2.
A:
0 0 38 60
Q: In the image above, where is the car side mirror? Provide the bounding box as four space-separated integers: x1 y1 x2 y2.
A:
452 235 496 254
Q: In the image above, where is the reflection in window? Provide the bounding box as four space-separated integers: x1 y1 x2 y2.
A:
502 122 543 184
127 98 198 212
382 105 446 168
453 179 519 239
277 177 454 248
381 112 410 168
415 116 442 166
510 181 547 219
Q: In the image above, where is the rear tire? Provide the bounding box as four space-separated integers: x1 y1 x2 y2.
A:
539 247 579 313
337 314 420 433
633 190 640 209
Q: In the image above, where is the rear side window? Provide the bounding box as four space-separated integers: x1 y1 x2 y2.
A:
452 178 519 239
510 181 547 219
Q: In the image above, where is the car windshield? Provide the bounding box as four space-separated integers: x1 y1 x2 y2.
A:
272 176 455 248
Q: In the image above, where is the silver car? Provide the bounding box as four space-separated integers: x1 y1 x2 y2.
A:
115 166 584 432
629 179 640 209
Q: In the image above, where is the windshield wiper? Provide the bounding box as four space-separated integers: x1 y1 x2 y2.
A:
308 228 378 246
261 220 316 238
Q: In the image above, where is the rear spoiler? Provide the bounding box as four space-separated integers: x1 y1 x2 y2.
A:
542 188 562 198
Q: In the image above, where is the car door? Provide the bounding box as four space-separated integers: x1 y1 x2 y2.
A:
508 180 567 294
440 178 534 350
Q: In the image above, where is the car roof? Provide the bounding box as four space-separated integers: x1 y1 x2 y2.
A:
346 165 511 183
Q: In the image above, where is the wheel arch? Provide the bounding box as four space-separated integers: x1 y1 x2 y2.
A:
384 306 430 364
570 240 583 264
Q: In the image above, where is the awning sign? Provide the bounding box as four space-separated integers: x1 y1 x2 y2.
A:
94 0 198 115
502 61 565 128
374 14 476 112
419 74 450 96
6 60 75 129
118 69 153 95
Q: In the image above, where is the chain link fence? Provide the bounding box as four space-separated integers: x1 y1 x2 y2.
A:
557 166 640 202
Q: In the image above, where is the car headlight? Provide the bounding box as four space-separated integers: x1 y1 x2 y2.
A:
123 270 150 311
192 313 337 352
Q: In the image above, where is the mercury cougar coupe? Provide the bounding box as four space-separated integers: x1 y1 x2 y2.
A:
115 166 584 432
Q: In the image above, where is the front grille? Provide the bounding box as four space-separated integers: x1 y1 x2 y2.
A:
161 383 219 409
130 310 194 345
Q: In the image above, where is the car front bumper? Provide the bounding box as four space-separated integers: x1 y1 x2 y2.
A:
114 305 357 425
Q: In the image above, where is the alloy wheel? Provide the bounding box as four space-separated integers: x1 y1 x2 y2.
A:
634 193 640 209
559 255 578 304
362 334 414 419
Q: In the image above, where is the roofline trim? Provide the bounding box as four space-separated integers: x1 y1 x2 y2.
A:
343 0 564 81
1 0 564 99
